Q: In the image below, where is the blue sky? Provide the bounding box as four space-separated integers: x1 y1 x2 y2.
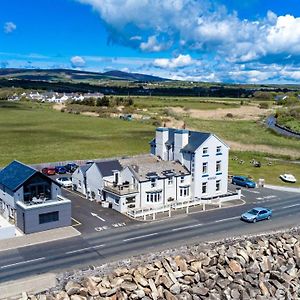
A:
1 0 300 83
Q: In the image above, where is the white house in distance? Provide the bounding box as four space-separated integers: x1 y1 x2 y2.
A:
150 128 229 200
72 164 91 196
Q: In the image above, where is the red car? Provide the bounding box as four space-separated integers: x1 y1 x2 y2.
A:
42 167 56 176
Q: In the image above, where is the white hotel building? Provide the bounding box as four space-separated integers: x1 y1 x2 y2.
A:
94 127 230 213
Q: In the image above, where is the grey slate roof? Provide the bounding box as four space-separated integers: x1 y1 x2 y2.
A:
0 160 37 191
181 131 211 152
95 160 122 177
79 165 91 176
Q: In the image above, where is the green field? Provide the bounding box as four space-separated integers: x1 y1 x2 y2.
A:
229 152 300 187
132 96 241 110
186 118 300 157
0 101 154 166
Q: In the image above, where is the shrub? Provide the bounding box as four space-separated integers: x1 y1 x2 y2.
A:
259 102 269 109
226 113 234 118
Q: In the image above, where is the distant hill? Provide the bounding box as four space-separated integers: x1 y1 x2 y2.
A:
0 68 168 83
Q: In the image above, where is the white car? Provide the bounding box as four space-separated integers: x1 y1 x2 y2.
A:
279 174 297 183
56 177 72 188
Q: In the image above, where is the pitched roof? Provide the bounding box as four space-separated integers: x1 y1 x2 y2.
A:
79 164 91 176
95 160 122 177
0 160 37 191
181 131 211 152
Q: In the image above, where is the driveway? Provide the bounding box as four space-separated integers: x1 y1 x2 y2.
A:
62 189 137 235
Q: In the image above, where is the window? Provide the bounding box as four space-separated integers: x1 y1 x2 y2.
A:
114 198 119 205
98 189 102 196
78 180 82 188
146 191 162 203
203 147 208 156
151 178 156 188
216 180 221 191
202 162 208 174
180 186 190 197
180 176 184 183
168 177 173 185
202 182 207 194
216 161 221 173
39 211 59 224
216 146 222 154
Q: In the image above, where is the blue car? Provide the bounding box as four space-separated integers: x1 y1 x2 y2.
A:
232 176 256 188
241 207 272 223
55 166 67 174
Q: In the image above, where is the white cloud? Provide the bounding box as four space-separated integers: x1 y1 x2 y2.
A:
4 22 16 33
153 54 193 68
140 36 170 52
70 56 86 68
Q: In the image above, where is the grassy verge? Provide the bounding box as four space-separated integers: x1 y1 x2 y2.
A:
229 151 300 187
0 101 154 166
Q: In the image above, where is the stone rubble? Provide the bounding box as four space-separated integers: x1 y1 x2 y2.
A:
25 228 300 300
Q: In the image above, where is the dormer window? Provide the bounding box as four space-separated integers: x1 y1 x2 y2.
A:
151 178 156 187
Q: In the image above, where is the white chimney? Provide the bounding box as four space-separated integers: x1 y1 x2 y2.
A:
174 129 189 163
155 127 169 160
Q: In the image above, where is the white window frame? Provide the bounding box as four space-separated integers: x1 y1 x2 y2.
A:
168 177 173 185
202 182 207 194
216 160 221 173
216 180 221 191
203 147 208 155
216 146 222 154
202 162 208 174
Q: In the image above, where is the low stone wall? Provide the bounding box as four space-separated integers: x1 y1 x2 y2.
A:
30 227 300 299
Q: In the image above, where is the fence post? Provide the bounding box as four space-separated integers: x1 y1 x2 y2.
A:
203 203 206 211
153 212 156 220
169 207 171 218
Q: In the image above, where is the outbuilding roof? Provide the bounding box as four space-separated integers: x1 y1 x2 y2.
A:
95 160 122 177
0 160 37 191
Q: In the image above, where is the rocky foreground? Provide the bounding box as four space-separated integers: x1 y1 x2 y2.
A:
30 228 300 300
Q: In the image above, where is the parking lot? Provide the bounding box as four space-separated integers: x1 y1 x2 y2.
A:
62 189 137 235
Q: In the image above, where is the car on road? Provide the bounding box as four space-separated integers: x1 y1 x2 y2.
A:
64 163 79 173
56 177 72 188
232 176 256 188
55 166 67 174
42 167 56 176
241 207 272 223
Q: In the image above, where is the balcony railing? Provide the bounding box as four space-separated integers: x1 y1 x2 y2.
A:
103 181 138 196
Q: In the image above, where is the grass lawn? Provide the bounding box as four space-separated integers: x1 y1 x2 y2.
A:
0 101 154 166
186 118 300 156
229 151 300 187
132 96 241 110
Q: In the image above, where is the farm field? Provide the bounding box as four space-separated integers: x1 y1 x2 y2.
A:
0 101 154 166
1 98 299 187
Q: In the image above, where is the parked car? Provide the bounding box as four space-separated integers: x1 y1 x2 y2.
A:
42 167 56 176
232 176 256 188
65 163 79 173
241 207 272 223
55 166 67 174
56 177 72 188
279 174 297 183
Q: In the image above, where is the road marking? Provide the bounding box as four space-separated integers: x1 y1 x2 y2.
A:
71 217 81 227
95 226 108 231
123 232 158 242
0 257 46 269
246 190 260 194
91 212 106 222
282 203 300 209
171 223 203 232
214 216 240 223
65 244 106 254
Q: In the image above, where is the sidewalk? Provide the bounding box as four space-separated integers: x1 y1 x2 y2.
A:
0 226 81 252
265 184 300 194
136 199 245 221
0 273 56 299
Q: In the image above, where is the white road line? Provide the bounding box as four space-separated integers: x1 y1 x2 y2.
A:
123 232 158 242
91 212 106 222
0 257 46 269
214 216 240 223
282 203 300 209
171 223 203 232
65 244 106 255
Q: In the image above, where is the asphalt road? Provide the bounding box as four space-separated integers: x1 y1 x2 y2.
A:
0 187 299 283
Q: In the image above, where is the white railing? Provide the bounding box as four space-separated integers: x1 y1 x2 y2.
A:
127 190 241 219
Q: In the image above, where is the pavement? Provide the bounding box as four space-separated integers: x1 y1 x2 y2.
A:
0 226 80 252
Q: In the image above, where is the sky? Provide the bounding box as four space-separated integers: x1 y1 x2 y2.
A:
1 0 300 83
